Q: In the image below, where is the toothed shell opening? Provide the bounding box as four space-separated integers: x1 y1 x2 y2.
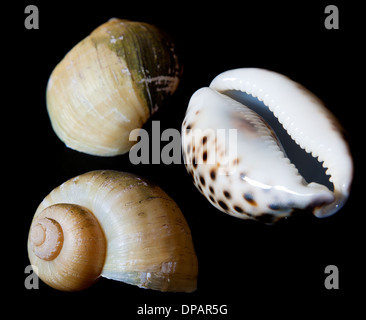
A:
182 68 353 221
224 90 334 192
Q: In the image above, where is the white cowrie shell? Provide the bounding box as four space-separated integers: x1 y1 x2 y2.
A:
182 68 353 223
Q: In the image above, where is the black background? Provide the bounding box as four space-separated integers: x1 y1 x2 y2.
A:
8 0 364 317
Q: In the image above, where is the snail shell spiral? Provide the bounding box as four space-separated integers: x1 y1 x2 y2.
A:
28 170 198 292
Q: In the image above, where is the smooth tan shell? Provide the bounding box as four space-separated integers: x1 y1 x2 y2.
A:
28 204 107 291
46 18 181 156
28 170 198 292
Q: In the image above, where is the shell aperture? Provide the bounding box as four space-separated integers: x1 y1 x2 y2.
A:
182 68 353 222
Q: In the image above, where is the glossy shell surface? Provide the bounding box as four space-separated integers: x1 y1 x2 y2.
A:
182 68 353 223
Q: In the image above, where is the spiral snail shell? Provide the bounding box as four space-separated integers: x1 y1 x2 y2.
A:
27 170 198 292
46 18 182 156
182 68 353 223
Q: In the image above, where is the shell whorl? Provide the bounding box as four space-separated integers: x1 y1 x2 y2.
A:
28 203 107 291
30 217 64 261
28 170 198 292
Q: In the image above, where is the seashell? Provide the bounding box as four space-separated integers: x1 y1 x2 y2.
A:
182 68 353 223
27 170 198 292
46 18 182 156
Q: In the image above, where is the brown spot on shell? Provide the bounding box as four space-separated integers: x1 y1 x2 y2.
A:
192 157 197 168
218 200 229 211
210 169 216 180
209 195 216 203
244 193 257 206
196 183 203 192
199 175 206 186
223 190 231 199
233 206 244 213
268 203 285 211
232 157 240 166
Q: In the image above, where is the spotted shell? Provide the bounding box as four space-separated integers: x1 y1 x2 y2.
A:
182 68 353 223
